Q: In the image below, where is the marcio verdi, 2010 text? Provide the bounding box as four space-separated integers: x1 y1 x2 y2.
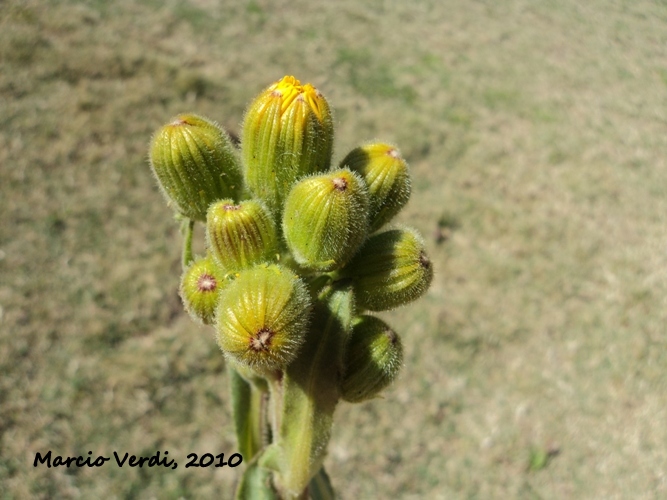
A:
33 450 243 470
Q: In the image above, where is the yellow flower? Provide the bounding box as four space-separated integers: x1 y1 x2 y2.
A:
269 75 326 121
241 76 334 217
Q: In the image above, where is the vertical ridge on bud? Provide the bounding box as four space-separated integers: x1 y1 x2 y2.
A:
206 199 277 272
341 315 403 403
282 169 369 271
216 264 311 371
341 143 411 232
242 76 334 216
150 114 244 221
342 227 433 311
180 255 226 325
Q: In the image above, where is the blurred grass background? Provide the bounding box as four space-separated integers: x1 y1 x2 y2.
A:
1 0 667 498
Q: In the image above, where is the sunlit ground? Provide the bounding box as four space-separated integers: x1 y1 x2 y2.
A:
2 1 667 497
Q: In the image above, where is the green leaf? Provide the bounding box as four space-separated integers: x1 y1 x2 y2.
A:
235 456 279 500
308 467 336 500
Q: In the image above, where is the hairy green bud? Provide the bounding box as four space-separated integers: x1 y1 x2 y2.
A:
206 199 277 272
241 75 334 215
283 169 369 271
149 114 244 221
216 264 311 371
341 315 403 403
341 143 411 232
343 228 433 311
180 255 226 325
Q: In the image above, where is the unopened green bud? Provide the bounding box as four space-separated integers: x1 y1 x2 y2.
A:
149 114 244 221
283 169 369 271
216 264 311 371
241 75 334 215
206 199 277 272
180 255 226 325
341 143 411 232
341 315 403 403
343 228 433 311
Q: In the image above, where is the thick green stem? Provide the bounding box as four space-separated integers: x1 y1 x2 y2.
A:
181 218 195 269
267 374 283 445
269 284 354 498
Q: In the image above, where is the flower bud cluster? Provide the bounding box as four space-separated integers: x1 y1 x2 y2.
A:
150 75 433 401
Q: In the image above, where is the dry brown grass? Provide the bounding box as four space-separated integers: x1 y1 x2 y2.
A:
2 0 667 498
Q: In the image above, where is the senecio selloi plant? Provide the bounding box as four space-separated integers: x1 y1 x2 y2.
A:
149 76 433 499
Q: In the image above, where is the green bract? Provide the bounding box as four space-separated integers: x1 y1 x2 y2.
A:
215 264 311 372
341 143 411 233
343 227 433 311
341 315 403 403
206 199 277 272
180 255 226 325
149 113 243 221
283 169 369 272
